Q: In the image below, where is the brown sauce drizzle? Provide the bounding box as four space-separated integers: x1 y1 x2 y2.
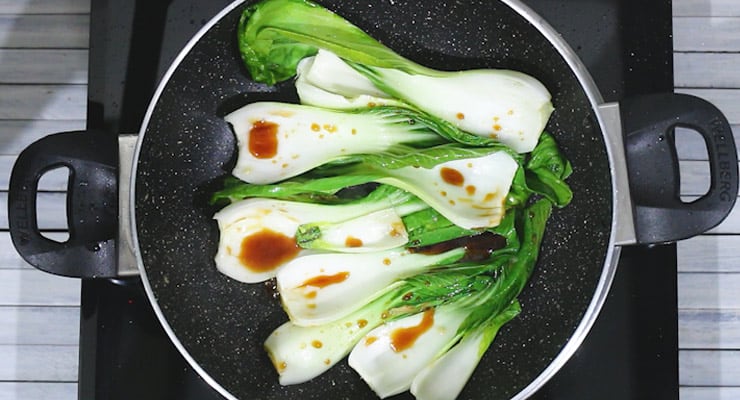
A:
409 231 506 262
240 229 300 272
440 167 464 186
390 308 435 352
345 236 363 248
248 120 279 159
299 271 350 288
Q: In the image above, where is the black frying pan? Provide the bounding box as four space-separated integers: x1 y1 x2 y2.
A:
8 1 738 399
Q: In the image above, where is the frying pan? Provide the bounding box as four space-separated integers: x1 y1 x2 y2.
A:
8 0 738 399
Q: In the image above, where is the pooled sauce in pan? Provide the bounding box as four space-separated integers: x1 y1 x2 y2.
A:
410 231 506 262
240 229 300 272
390 308 435 352
249 120 279 158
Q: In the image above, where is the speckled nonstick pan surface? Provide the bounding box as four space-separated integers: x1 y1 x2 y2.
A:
133 1 612 399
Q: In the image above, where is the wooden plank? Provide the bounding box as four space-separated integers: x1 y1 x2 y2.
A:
0 49 87 84
0 192 69 230
675 89 740 125
678 235 740 273
0 269 79 306
675 53 740 88
0 382 76 400
679 309 740 349
0 155 70 190
680 159 710 196
680 350 740 386
678 160 739 196
673 17 740 52
0 344 77 381
0 233 32 269
0 15 88 48
678 272 740 309
674 126 740 160
680 387 740 400
0 232 69 270
677 195 740 235
0 85 87 120
674 0 740 17
0 306 78 345
0 0 90 14
0 120 86 155
705 203 740 234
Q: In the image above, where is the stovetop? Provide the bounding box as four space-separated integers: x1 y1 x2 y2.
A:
80 0 676 399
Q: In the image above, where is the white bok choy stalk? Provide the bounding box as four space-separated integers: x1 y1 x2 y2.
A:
264 271 497 386
237 0 554 153
213 185 422 283
298 50 553 153
345 275 507 399
224 101 471 184
410 301 521 400
276 247 466 326
296 52 405 110
348 304 468 399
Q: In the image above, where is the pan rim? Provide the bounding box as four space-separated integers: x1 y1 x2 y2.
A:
130 0 623 399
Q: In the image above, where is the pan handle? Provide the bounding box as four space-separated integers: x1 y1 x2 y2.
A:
7 131 119 278
620 93 738 244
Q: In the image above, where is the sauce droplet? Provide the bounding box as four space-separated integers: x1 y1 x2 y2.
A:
466 185 476 195
456 112 465 120
390 308 435 352
300 271 350 288
365 336 378 346
311 340 323 348
240 229 300 272
345 236 363 248
440 167 464 186
248 120 279 159
357 319 368 328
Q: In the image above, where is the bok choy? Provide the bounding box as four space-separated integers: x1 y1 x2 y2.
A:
237 0 554 152
209 0 576 398
265 199 552 395
213 185 424 283
215 144 520 229
265 270 499 385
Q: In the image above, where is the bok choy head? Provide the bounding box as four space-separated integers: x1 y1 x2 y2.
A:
264 270 500 386
213 185 419 283
224 102 447 184
215 144 521 230
238 0 554 152
348 199 552 398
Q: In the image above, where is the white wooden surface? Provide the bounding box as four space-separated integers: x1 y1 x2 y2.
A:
0 0 737 399
0 1 87 399
674 1 740 399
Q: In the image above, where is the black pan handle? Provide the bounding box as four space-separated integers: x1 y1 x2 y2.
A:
620 93 738 244
7 131 119 278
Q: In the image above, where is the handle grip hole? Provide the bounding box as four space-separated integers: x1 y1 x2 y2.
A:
675 127 711 202
37 166 70 242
